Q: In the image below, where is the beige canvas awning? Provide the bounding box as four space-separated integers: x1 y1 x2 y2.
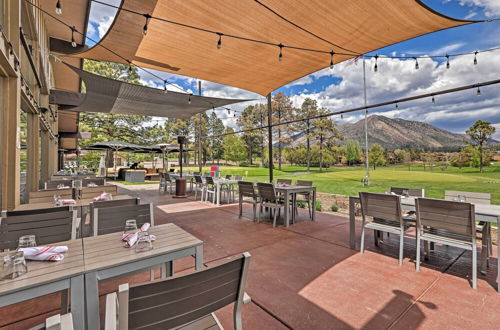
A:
57 0 472 95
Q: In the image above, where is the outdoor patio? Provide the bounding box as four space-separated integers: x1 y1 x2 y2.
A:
1 184 497 330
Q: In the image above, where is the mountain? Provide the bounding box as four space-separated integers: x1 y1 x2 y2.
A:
281 115 473 151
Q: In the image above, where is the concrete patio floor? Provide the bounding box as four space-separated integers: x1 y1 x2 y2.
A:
1 184 498 329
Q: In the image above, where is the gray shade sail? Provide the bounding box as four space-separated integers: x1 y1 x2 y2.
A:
62 63 252 119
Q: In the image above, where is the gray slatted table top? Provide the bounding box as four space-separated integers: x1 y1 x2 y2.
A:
14 194 134 211
399 196 500 218
82 223 203 272
0 239 84 295
275 185 316 193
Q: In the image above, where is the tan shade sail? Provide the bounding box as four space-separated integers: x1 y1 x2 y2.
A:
62 0 471 95
59 63 251 119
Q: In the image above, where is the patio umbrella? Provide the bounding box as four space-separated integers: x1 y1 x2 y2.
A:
147 144 193 171
85 140 145 172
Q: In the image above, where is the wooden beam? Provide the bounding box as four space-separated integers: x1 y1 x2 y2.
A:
20 27 42 88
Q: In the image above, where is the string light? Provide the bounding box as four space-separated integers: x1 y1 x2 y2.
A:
395 102 399 109
340 114 343 119
55 0 62 15
446 55 450 69
431 95 435 104
217 33 223 49
329 50 335 70
143 14 151 36
278 43 283 62
163 80 168 93
374 55 378 72
476 87 481 96
127 61 133 73
71 26 77 47
188 94 192 104
414 57 419 70
227 109 231 115
474 51 478 65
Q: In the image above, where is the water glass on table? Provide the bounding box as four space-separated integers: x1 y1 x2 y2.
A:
1 251 28 280
135 231 153 253
17 235 37 249
123 219 138 235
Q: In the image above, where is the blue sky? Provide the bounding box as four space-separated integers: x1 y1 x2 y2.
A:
86 0 500 139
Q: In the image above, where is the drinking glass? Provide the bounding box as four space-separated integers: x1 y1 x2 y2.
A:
1 251 27 280
402 189 409 197
17 235 37 249
123 219 137 235
53 195 61 207
135 231 153 252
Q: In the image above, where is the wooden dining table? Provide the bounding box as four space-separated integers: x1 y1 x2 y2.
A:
0 239 86 330
348 195 500 292
82 223 204 330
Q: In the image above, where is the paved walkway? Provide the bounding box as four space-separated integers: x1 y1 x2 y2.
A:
1 184 498 329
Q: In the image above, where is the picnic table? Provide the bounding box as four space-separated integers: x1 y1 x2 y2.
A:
348 195 500 292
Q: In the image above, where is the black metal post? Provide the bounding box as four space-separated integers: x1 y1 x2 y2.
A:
267 93 273 182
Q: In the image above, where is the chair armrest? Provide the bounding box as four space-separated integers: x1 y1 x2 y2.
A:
243 292 251 304
105 292 118 330
46 313 74 330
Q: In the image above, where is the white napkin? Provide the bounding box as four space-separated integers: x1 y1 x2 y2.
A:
19 246 68 261
94 192 112 201
122 223 155 247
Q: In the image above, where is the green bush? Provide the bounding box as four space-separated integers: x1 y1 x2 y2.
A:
296 201 306 208
315 200 322 212
330 204 339 212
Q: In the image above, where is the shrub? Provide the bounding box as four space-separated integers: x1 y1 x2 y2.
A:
330 204 339 212
296 201 306 208
315 200 322 212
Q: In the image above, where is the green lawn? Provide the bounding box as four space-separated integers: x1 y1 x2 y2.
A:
180 163 500 204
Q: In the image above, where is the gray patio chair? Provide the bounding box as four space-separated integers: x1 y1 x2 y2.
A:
104 252 251 330
82 178 106 187
86 198 140 237
293 180 313 221
359 192 409 266
193 175 206 201
415 198 477 289
160 172 175 194
257 182 285 227
235 175 244 180
92 203 154 236
204 176 217 203
445 190 492 274
29 188 73 204
0 206 78 251
238 181 259 221
33 313 74 330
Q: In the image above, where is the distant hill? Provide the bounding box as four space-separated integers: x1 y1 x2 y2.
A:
280 115 492 151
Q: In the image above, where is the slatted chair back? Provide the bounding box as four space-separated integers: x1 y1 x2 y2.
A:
359 192 402 224
44 180 72 190
82 178 106 187
257 183 277 203
205 176 215 185
194 175 204 184
109 252 251 330
89 198 140 236
235 176 243 180
277 179 292 185
0 207 77 250
226 175 232 179
416 198 475 238
238 181 256 199
80 185 117 200
164 173 172 181
444 190 491 204
389 187 425 197
296 180 313 186
29 188 74 204
93 203 154 236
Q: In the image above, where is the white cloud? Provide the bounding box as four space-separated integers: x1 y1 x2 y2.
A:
88 0 121 38
454 0 500 16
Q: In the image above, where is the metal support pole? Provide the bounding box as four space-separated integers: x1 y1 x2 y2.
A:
267 93 273 182
198 81 202 174
362 57 370 185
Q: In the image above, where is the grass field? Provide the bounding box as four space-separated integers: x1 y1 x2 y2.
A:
177 162 500 203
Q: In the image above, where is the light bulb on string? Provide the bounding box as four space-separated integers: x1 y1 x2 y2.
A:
414 57 419 70
431 96 435 104
55 0 62 15
329 51 335 70
227 109 230 115
278 44 283 62
446 55 450 69
395 102 399 109
216 33 223 49
188 94 192 104
142 14 151 36
374 55 378 72
474 51 478 65
340 114 343 119
127 61 133 73
71 26 77 48
476 87 481 96
163 80 168 93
